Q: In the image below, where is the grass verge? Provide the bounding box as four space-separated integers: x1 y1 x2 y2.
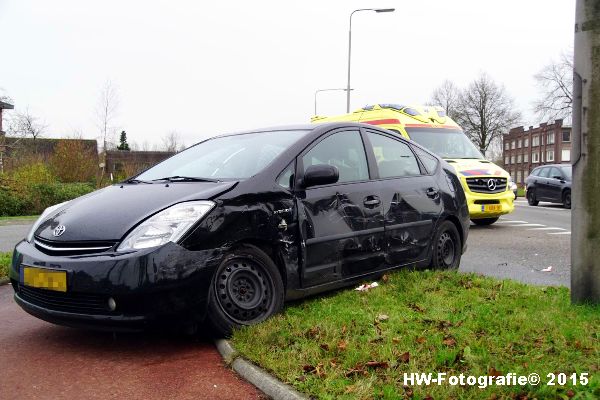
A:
0 215 38 226
0 252 11 279
232 271 599 399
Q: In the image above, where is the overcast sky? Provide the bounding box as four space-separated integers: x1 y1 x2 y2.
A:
0 0 575 148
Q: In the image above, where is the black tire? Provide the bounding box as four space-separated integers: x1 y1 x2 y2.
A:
431 220 462 270
527 188 539 206
471 217 499 226
206 245 284 337
563 190 571 209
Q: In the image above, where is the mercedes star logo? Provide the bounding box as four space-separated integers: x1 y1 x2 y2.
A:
487 179 497 191
53 225 66 237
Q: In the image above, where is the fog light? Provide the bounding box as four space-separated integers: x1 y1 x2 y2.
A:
108 297 117 311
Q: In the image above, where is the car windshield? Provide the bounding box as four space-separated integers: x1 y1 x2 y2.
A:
136 130 308 181
561 165 572 180
405 128 484 159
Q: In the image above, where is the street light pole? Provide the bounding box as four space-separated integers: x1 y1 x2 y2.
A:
314 88 353 115
346 8 394 113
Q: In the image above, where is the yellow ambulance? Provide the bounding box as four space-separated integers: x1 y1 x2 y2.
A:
312 103 514 225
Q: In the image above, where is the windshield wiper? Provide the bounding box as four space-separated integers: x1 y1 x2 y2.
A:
124 178 153 184
151 176 220 183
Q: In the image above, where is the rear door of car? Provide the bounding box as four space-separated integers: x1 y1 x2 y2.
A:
546 166 565 202
535 167 551 199
362 128 442 266
296 128 385 287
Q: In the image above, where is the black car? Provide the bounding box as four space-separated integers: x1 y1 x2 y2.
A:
10 123 469 335
525 164 572 209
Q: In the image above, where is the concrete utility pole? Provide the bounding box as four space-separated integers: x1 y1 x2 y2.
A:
572 0 600 303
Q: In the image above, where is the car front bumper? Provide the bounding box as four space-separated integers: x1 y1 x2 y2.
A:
10 240 225 331
465 190 515 219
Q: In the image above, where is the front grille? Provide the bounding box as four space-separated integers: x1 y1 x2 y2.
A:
18 284 112 314
34 236 117 256
474 199 500 204
465 177 507 194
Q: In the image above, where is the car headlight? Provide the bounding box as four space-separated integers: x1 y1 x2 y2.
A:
26 201 70 243
117 201 215 251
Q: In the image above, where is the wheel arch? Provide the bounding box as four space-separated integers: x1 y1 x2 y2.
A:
229 239 288 289
442 215 464 249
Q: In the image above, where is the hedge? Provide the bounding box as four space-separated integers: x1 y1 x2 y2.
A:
0 182 95 216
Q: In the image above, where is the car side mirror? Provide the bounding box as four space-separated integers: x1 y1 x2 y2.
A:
553 175 563 180
303 165 339 188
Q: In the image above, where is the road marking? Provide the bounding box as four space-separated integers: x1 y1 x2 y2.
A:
514 204 569 211
527 227 566 231
508 223 546 227
547 231 571 235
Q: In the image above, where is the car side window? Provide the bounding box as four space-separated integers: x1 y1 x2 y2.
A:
538 167 550 178
549 167 562 179
412 146 439 174
302 130 369 183
366 132 421 178
277 162 294 190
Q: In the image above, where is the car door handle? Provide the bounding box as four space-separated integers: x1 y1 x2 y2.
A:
363 196 381 207
426 187 439 198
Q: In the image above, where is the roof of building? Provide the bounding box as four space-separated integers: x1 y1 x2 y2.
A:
0 101 14 110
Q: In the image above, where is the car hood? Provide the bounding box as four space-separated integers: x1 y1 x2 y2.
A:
35 181 238 242
444 159 510 178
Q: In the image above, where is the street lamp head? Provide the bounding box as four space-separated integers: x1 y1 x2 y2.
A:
375 8 395 13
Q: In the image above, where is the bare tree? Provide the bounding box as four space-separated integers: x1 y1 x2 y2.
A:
428 80 460 120
96 80 119 151
533 51 573 122
161 131 184 152
455 73 521 156
9 108 47 141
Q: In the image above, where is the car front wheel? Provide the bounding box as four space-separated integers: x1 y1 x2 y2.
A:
206 245 284 337
527 189 539 206
432 221 462 270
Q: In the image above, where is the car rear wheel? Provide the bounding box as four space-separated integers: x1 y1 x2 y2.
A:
471 217 499 226
527 189 539 206
563 190 571 209
206 245 284 337
432 221 462 270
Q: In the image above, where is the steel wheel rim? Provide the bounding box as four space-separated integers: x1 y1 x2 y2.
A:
215 259 273 324
438 231 456 267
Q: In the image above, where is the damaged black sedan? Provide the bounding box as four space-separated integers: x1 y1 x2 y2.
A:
10 123 469 335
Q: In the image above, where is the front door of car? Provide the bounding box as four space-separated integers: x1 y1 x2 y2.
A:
363 130 442 266
296 129 385 287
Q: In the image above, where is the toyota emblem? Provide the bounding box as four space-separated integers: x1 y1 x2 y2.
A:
487 179 497 191
53 225 66 237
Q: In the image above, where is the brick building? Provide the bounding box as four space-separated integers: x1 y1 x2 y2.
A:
502 119 572 186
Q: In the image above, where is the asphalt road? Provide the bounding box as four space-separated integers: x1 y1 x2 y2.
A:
0 221 31 252
460 199 571 287
0 284 264 400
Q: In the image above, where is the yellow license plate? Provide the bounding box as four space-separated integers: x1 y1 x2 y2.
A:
22 266 67 292
483 204 502 212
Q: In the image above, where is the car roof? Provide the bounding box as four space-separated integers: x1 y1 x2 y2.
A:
212 122 382 138
536 164 571 168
